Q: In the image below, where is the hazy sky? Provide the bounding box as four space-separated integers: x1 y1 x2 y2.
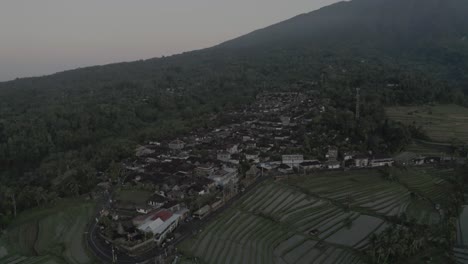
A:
0 0 341 82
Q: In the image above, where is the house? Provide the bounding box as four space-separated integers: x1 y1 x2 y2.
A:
196 176 216 190
245 141 257 149
189 184 209 196
370 155 394 167
168 140 185 151
147 194 167 208
162 201 182 212
278 164 293 174
326 147 339 160
326 161 341 169
299 161 322 170
136 205 153 214
134 209 182 245
211 199 224 211
193 205 211 219
425 156 441 164
412 157 425 166
209 167 239 187
280 116 291 126
245 151 260 163
342 152 355 161
257 143 273 152
226 144 239 154
217 152 232 162
135 146 155 157
195 164 215 177
167 190 185 200
354 154 369 168
282 155 304 167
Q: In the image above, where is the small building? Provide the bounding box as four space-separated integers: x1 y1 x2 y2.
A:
168 140 185 151
299 161 322 170
278 164 293 174
280 116 291 126
195 164 215 177
193 205 211 219
412 157 425 166
370 155 394 167
354 154 369 168
326 147 339 160
136 205 153 214
226 144 239 154
326 161 341 169
209 167 239 187
134 209 182 245
147 194 167 208
245 151 260 163
162 201 182 212
217 152 232 162
189 185 208 196
425 156 441 164
167 190 185 200
282 155 304 167
135 146 155 157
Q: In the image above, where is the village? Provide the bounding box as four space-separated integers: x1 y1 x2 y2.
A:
95 91 455 258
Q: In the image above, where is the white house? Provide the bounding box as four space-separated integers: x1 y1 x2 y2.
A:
209 167 239 187
134 210 182 245
282 155 304 167
226 144 239 154
168 140 185 151
195 164 215 177
326 161 341 169
354 154 369 168
370 155 394 167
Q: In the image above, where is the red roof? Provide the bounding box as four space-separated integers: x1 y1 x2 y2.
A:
150 209 173 222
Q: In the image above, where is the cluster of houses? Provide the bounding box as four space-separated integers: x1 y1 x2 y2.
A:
98 92 325 253
98 91 421 254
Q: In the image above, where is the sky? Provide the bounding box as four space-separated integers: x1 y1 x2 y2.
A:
0 0 341 82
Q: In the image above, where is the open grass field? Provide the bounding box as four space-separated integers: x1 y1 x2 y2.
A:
180 167 457 264
115 189 153 204
0 199 96 264
386 104 468 143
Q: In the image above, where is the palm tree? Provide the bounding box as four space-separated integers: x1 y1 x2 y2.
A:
4 186 17 218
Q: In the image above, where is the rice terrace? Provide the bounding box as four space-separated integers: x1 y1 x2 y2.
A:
179 167 462 264
0 199 95 264
386 104 468 144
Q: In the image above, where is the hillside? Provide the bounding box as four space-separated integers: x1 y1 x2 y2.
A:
1 0 468 226
220 0 468 49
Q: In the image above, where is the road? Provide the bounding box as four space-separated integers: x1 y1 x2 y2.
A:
85 173 272 264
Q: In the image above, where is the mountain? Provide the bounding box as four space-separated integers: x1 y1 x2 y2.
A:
1 0 468 221
219 0 468 50
2 0 468 93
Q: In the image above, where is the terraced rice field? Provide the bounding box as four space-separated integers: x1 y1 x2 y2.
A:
0 199 95 264
386 104 468 143
0 255 63 264
180 168 455 264
392 167 454 206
